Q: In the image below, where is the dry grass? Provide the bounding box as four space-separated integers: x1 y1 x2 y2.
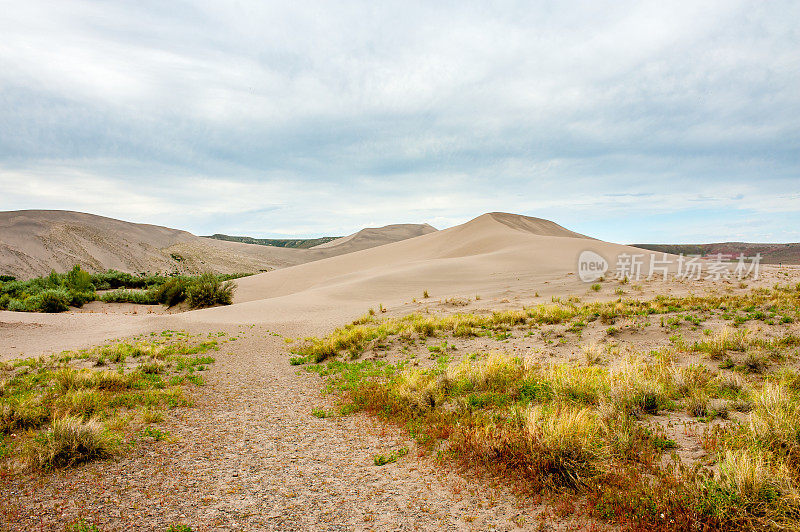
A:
298 284 800 529
0 335 218 471
21 416 116 470
296 285 800 363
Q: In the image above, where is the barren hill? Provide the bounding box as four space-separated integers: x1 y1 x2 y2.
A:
633 242 800 264
0 211 435 279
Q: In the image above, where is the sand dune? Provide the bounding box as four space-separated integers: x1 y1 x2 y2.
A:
1 211 675 355
0 211 790 531
0 210 434 279
311 223 437 253
184 212 668 326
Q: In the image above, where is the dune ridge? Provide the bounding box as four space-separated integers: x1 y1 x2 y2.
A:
311 223 437 252
185 212 668 326
0 210 435 279
0 210 666 354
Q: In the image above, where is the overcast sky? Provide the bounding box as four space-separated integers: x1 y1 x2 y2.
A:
1 1 798 243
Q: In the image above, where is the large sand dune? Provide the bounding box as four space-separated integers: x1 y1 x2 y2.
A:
1 211 794 531
1 211 666 356
0 210 435 279
185 212 665 326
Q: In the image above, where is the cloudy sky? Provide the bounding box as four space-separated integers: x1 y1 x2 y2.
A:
1 1 798 243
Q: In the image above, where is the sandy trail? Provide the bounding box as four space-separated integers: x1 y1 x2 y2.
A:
2 323 546 531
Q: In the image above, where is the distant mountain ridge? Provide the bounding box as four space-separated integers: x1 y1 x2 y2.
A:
633 242 800 264
204 234 341 249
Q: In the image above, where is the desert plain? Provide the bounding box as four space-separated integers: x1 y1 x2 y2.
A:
1 210 799 531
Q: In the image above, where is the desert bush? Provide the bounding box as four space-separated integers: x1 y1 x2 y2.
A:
27 288 71 312
100 289 157 304
0 266 96 312
2 268 247 313
185 273 235 308
150 277 190 306
64 265 93 292
90 270 165 290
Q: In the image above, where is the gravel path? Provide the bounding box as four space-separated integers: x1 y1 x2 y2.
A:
1 324 556 531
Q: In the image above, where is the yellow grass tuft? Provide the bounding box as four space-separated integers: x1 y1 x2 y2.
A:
21 416 116 470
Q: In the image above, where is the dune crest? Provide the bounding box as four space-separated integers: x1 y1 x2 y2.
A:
190 212 666 325
485 212 590 239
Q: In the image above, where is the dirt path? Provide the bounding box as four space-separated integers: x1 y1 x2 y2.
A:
2 324 550 531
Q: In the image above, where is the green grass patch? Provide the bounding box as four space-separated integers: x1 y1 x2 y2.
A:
0 335 217 471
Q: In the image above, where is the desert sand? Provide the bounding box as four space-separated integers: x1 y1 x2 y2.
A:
310 223 437 251
2 212 793 531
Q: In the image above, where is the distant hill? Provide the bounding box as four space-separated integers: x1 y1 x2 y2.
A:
310 223 438 253
204 234 340 249
0 210 320 279
632 243 800 264
0 210 437 279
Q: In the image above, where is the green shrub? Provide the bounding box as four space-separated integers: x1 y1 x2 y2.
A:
67 290 95 307
151 278 190 307
28 289 71 312
185 274 235 308
2 268 242 312
100 289 157 304
90 270 164 289
65 265 93 292
6 298 30 312
0 266 95 312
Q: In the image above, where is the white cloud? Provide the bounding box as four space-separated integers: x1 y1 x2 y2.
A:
0 0 797 241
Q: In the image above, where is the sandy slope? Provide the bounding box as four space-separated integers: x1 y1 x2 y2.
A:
311 223 437 252
183 212 664 326
0 210 434 279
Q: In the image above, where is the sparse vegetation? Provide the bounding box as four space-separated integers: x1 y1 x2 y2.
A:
0 267 247 312
373 447 408 466
293 284 800 364
204 233 339 249
0 336 218 470
293 283 800 529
